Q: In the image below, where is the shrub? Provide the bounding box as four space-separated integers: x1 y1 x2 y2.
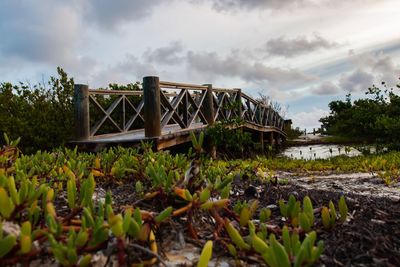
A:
0 68 74 153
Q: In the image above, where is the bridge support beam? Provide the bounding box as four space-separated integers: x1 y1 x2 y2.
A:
269 132 274 146
275 133 281 146
259 132 264 153
74 84 90 140
143 76 161 138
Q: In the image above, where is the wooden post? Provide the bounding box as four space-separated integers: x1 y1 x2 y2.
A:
257 103 263 125
74 84 90 140
275 133 280 146
143 76 161 138
203 84 215 125
202 84 216 158
235 89 242 119
269 132 274 145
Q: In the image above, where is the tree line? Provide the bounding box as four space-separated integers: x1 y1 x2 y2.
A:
320 79 400 147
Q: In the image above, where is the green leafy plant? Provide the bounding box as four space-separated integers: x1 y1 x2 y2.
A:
0 222 17 258
321 197 348 230
197 240 213 267
279 195 301 227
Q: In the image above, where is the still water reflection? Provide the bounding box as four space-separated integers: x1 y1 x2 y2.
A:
281 144 363 160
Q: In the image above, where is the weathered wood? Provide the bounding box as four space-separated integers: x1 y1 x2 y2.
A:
213 88 240 93
260 132 264 153
160 81 208 90
89 89 143 96
160 90 186 129
74 84 90 140
89 95 123 136
202 84 215 125
235 89 242 119
269 132 274 146
182 90 189 127
202 84 216 158
143 76 161 137
72 77 288 151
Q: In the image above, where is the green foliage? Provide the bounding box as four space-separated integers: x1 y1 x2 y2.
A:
285 126 303 140
197 240 213 267
206 121 253 157
321 197 348 230
320 80 400 145
0 136 358 265
0 70 142 153
0 222 17 257
279 195 301 227
0 68 74 153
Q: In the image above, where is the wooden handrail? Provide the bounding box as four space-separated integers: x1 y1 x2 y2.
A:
160 81 208 90
88 89 143 96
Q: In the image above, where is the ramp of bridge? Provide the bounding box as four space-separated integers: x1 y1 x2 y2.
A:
70 76 287 151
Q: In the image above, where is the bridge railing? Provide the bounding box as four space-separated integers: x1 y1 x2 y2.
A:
74 76 285 140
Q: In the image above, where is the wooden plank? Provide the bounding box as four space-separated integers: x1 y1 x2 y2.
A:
160 81 208 90
89 89 143 96
213 88 240 93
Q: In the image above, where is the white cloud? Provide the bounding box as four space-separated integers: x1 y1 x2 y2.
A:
290 107 329 130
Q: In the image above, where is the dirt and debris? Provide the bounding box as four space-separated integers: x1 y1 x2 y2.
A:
104 171 400 266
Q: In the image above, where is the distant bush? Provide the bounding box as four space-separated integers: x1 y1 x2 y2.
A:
285 126 302 140
320 79 400 145
0 68 74 153
206 118 254 157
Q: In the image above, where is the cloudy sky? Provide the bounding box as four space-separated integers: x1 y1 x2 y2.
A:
1 0 400 130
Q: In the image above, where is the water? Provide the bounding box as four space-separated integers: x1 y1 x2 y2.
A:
281 144 362 160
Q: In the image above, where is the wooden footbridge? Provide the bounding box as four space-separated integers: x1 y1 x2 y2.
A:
70 76 287 151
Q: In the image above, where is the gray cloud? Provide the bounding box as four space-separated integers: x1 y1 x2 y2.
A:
195 0 310 12
85 0 163 30
143 41 184 65
187 51 315 88
265 34 339 57
0 1 80 64
195 0 378 13
311 81 340 95
339 69 374 92
0 0 102 81
91 54 157 87
340 51 400 92
370 55 400 86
